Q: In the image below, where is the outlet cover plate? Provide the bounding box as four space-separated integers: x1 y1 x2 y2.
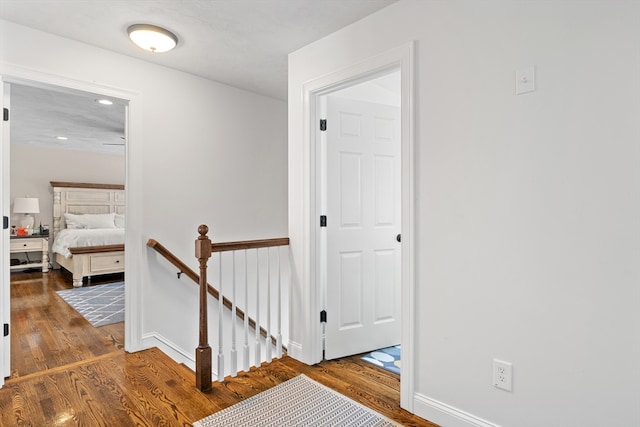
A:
493 359 513 391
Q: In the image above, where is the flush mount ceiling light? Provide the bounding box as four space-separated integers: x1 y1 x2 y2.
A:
127 24 178 53
96 99 113 105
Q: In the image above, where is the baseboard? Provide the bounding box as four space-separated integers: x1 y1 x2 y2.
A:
414 393 501 427
286 340 304 362
141 332 197 372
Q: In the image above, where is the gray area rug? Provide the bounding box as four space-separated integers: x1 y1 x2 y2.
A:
193 374 400 427
56 282 124 327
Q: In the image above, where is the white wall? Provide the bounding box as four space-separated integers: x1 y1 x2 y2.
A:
288 1 640 427
10 144 125 230
1 20 287 369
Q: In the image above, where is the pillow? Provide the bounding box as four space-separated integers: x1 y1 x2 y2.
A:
114 214 125 228
64 213 116 229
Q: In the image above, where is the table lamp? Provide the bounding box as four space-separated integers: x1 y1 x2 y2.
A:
13 197 40 231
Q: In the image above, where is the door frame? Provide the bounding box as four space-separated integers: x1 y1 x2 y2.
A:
302 41 416 411
1 83 10 383
0 65 144 387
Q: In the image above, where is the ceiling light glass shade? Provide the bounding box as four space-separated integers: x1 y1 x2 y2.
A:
128 24 178 53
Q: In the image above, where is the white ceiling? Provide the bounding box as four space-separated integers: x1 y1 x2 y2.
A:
1 0 397 154
1 0 397 100
10 84 127 155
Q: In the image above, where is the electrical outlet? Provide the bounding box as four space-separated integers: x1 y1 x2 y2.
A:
493 359 513 391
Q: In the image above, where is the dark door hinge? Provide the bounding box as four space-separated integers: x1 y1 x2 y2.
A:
3 323 8 337
3 108 8 122
320 119 327 131
320 215 327 227
3 216 8 230
320 310 327 323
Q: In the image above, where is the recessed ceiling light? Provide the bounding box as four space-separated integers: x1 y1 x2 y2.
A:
56 136 68 140
127 24 178 53
96 99 113 105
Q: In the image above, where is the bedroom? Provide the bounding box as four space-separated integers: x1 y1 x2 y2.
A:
9 83 126 280
8 83 126 376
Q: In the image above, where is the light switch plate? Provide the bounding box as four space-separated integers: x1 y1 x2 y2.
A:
516 66 535 95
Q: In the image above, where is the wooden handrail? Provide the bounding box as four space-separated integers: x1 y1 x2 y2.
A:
146 238 288 350
147 239 203 285
211 237 289 253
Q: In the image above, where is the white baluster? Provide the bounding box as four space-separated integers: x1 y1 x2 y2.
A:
266 247 272 362
230 252 237 376
217 252 224 381
254 248 261 367
276 246 282 358
243 250 250 372
211 242 289 380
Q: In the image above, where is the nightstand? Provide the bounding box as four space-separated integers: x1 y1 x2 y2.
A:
10 234 49 273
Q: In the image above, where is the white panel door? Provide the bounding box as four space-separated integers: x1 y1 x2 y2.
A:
324 96 401 360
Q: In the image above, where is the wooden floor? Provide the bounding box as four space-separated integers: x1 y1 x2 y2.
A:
8 269 125 379
0 270 437 426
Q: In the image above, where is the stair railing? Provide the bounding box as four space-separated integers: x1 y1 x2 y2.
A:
148 226 289 392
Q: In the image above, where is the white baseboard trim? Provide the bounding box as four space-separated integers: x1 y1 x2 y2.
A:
414 393 501 427
141 332 195 371
286 340 304 362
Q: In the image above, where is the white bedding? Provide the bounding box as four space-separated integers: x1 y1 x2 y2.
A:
52 228 125 258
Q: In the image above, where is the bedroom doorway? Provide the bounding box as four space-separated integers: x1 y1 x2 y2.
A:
0 80 127 382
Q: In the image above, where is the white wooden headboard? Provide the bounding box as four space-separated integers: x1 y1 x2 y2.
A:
50 181 125 239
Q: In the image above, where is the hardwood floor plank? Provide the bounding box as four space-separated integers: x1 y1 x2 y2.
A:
9 270 125 379
1 270 437 426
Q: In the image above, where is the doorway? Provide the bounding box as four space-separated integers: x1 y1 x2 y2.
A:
0 70 140 387
302 41 416 411
6 82 126 379
320 70 402 360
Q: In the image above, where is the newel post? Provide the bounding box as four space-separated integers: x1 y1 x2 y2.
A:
195 224 212 392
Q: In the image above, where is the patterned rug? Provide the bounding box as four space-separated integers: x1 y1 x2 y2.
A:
193 374 400 426
56 282 124 327
361 345 401 375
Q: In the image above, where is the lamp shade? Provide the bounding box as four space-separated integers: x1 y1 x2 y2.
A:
13 197 40 214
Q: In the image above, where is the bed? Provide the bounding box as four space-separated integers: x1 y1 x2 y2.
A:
50 181 125 287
